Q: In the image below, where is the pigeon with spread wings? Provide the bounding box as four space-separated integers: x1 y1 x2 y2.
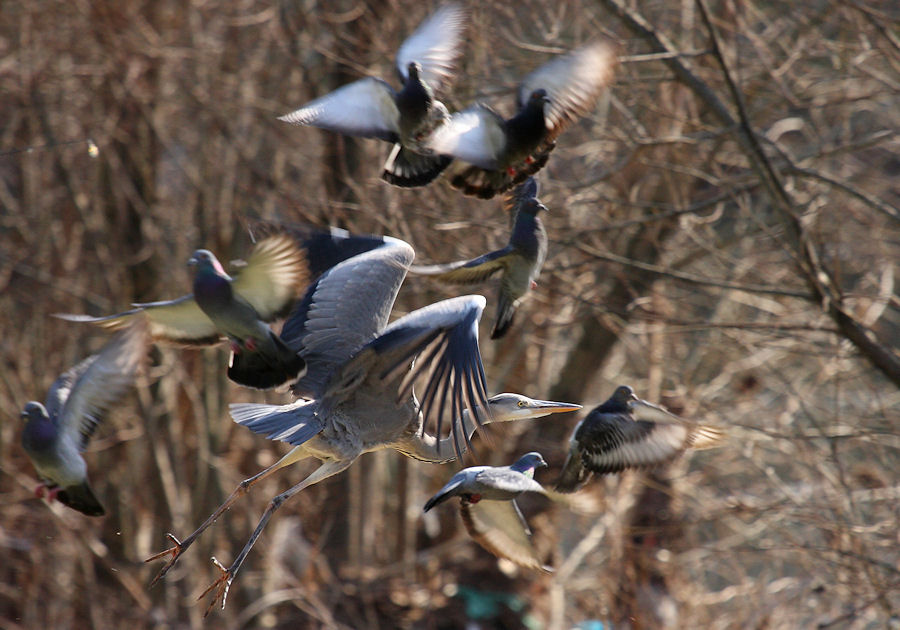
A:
21 320 147 516
57 234 308 391
427 41 617 198
279 4 467 187
556 385 723 493
410 177 547 339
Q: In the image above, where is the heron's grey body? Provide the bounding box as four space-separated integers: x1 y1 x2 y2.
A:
146 236 581 614
279 4 466 187
556 385 723 493
410 177 547 338
20 321 146 516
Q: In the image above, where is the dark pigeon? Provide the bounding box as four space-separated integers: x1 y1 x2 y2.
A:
410 177 548 338
279 4 467 187
21 321 147 516
424 452 554 572
57 234 309 391
427 41 617 198
555 385 723 493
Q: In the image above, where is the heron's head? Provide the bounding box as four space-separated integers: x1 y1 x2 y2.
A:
486 393 581 423
21 401 49 423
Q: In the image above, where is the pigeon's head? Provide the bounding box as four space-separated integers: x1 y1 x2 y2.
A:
611 385 638 404
512 451 548 476
188 249 227 276
596 385 638 413
21 401 49 423
406 61 422 81
486 393 581 423
520 198 548 216
527 89 551 109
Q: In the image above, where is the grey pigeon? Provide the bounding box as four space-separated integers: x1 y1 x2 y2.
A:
424 452 554 572
20 321 147 516
58 234 309 390
279 4 467 187
555 385 723 493
409 177 547 339
427 41 617 199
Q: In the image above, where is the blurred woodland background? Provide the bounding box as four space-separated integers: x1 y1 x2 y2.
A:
1 0 899 628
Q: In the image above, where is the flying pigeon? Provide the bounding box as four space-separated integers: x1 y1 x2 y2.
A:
555 385 723 493
20 320 147 516
424 452 554 572
427 41 617 198
279 4 467 187
57 234 309 391
410 177 547 339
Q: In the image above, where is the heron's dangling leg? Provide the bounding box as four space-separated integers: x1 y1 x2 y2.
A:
146 447 312 586
200 458 355 615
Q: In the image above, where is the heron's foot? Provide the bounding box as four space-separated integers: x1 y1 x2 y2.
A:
145 533 186 587
199 556 233 617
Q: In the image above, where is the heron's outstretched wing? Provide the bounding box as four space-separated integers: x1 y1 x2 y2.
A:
231 234 309 321
460 499 552 572
396 3 467 90
284 239 415 397
278 78 400 142
517 41 617 140
57 320 147 451
338 294 490 461
229 398 322 447
57 296 220 346
409 247 512 285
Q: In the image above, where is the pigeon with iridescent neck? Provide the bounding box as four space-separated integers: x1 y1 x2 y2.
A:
424 452 555 572
410 177 547 339
555 385 724 493
279 4 466 187
57 234 309 390
21 320 147 516
428 41 617 199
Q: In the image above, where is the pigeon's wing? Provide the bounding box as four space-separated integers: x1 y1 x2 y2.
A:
396 3 467 90
518 41 617 139
285 239 415 397
231 234 309 321
630 398 724 449
502 177 540 227
426 105 507 169
57 296 220 346
474 468 547 495
460 499 552 572
57 320 147 451
409 247 512 285
575 410 697 475
278 78 400 142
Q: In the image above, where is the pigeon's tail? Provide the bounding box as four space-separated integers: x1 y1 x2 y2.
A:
449 142 555 200
423 477 465 512
490 292 518 340
690 425 724 450
57 481 105 516
553 452 589 494
227 335 306 391
381 144 452 188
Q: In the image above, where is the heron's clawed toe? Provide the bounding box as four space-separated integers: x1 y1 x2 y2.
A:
145 533 185 586
200 556 233 617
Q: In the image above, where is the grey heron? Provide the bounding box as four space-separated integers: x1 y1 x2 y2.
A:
144 237 581 613
556 385 723 493
279 3 467 187
426 41 617 198
410 177 547 339
21 320 147 516
424 451 555 572
56 234 309 390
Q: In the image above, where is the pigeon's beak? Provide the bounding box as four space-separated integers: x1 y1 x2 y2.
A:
187 256 199 267
537 202 549 213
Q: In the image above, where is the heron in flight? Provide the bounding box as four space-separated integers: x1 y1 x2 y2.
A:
145 237 581 614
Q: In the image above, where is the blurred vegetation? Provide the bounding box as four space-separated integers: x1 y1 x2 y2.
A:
1 0 898 628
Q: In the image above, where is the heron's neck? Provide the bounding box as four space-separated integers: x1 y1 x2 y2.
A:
393 409 485 464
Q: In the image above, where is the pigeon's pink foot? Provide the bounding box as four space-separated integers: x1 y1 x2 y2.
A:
244 338 258 352
230 340 242 354
531 280 537 290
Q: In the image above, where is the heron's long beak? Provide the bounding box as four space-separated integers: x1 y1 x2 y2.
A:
528 400 582 414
